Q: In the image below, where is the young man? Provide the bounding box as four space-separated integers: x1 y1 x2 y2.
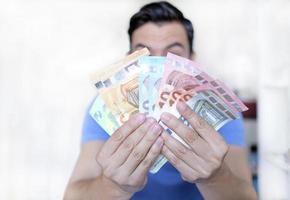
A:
64 2 257 199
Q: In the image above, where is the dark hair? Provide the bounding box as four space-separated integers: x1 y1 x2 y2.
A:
128 1 194 54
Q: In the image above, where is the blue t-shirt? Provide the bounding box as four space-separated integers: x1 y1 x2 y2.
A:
82 109 245 200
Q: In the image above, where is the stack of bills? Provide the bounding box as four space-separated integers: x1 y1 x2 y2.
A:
89 48 248 173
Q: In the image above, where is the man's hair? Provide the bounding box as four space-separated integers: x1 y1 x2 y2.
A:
128 1 194 54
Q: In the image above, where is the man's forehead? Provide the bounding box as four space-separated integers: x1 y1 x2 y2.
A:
131 22 188 44
130 21 191 57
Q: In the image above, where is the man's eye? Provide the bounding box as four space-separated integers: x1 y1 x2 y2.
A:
171 52 182 56
168 51 183 56
167 49 186 57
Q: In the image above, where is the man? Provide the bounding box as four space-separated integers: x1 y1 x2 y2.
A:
64 2 257 199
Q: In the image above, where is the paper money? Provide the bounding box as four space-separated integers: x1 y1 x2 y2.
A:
155 57 241 130
159 82 240 120
149 74 163 115
156 55 246 115
90 74 139 136
157 71 201 109
139 72 151 116
89 48 149 135
156 53 203 110
89 93 120 134
147 58 165 116
98 73 139 131
150 90 238 173
166 53 203 74
90 48 150 89
138 56 165 116
150 54 245 173
89 50 248 174
208 79 248 112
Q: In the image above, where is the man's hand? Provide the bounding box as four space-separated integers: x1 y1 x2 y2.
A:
96 113 163 198
160 101 229 183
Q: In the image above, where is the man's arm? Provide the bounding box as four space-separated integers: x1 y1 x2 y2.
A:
64 141 137 200
64 141 107 200
160 101 257 200
196 146 257 200
64 114 164 200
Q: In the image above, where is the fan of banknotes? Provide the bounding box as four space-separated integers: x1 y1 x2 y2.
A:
89 48 248 173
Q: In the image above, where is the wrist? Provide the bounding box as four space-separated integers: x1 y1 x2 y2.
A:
97 175 133 200
198 161 232 186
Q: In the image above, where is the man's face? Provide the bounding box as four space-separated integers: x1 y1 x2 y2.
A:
130 22 192 59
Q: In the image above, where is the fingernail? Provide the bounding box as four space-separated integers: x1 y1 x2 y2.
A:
136 113 146 123
177 101 187 112
161 112 171 122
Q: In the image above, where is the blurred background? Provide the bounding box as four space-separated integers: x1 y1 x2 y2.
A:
0 0 289 199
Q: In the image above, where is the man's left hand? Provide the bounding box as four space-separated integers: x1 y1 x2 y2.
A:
160 101 229 183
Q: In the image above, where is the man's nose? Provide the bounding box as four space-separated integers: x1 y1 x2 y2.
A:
149 50 167 57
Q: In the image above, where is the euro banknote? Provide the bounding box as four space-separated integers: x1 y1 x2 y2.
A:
138 56 165 116
150 89 239 173
150 54 246 172
89 48 248 173
89 48 149 135
90 48 150 90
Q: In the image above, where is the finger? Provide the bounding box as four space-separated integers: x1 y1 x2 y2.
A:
160 112 200 147
100 113 146 157
131 136 163 179
160 112 213 159
122 118 157 148
162 132 209 176
161 145 199 183
176 101 224 147
109 118 156 168
121 122 162 175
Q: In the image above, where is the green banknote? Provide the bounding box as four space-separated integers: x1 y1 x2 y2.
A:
89 93 119 135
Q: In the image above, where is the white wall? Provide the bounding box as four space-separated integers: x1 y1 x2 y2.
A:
0 0 289 199
258 1 290 199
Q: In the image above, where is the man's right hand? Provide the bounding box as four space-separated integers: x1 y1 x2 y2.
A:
96 113 163 199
